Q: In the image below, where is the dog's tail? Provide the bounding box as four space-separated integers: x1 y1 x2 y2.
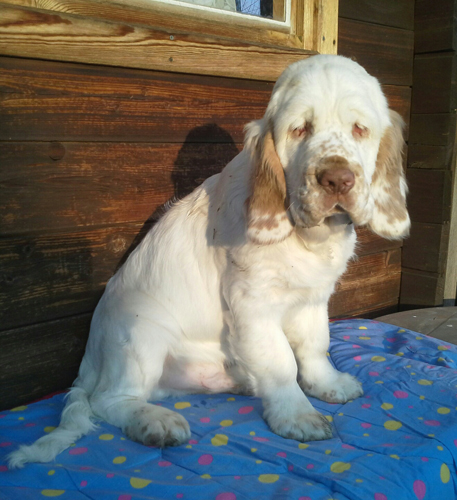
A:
7 385 96 469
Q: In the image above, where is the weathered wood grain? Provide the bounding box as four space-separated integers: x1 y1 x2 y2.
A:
406 169 453 224
339 0 414 30
338 18 414 86
411 53 457 114
408 144 454 170
415 0 457 54
400 269 445 307
409 114 456 147
0 313 91 411
0 3 314 82
0 142 240 234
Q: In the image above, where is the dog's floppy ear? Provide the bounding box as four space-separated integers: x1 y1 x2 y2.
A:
245 120 293 244
368 110 411 240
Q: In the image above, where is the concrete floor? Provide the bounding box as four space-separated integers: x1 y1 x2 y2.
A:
376 307 457 345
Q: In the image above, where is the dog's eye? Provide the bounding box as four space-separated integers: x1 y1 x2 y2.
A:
352 123 369 139
291 123 312 139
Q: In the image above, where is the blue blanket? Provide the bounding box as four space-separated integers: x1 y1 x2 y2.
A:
1 319 456 499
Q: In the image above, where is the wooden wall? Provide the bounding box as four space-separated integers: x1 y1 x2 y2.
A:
0 0 415 410
400 0 457 308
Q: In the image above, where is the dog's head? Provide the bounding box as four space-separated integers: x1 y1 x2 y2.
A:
245 55 410 245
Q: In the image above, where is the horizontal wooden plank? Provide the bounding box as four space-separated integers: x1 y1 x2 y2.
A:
406 169 453 224
409 114 456 147
0 314 90 411
355 226 403 256
411 53 457 114
415 0 457 54
0 4 313 82
383 84 411 129
0 142 240 234
339 0 414 30
338 18 414 86
402 222 449 274
0 57 272 143
400 269 444 307
408 144 454 170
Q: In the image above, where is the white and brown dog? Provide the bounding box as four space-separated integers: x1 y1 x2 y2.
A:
9 55 410 468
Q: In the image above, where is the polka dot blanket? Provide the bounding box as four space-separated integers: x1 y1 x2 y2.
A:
1 319 457 499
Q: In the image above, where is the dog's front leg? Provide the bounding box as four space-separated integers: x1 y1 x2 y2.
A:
285 304 363 404
228 304 332 442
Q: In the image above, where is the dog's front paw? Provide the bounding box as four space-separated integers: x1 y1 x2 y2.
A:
264 406 332 442
301 372 363 404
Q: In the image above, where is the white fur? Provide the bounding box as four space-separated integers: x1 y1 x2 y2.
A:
8 55 409 468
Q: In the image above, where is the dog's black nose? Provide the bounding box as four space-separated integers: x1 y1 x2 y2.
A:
317 167 355 195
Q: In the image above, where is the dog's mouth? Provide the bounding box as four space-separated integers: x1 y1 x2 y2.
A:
289 200 353 229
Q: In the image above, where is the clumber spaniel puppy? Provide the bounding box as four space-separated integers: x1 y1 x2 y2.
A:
9 55 410 468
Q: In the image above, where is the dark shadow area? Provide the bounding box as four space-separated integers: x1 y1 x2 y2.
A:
116 124 240 270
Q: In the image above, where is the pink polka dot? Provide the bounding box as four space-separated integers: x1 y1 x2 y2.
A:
299 497 312 500
393 391 408 399
0 442 11 447
177 495 183 499
277 452 287 458
118 495 132 500
0 466 8 472
238 406 253 414
369 371 379 376
158 460 172 467
386 338 396 342
413 479 426 500
454 439 457 448
361 423 371 429
306 464 314 469
200 417 210 423
381 443 394 447
408 405 414 409
198 454 213 465
69 447 88 455
80 466 91 470
216 494 236 500
343 335 350 340
374 494 387 500
353 355 362 361
25 423 36 427
253 437 269 442
234 476 241 480
421 457 429 462
80 481 87 487
353 344 361 348
424 420 440 426
189 440 198 445
362 404 371 409
342 444 355 449
107 473 114 478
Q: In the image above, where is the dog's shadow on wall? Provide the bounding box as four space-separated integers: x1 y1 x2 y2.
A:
116 123 241 270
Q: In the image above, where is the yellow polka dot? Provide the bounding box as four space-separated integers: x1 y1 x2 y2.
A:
416 337 423 340
99 434 114 441
441 463 450 483
359 336 371 340
10 405 27 412
18 417 25 421
381 403 393 410
398 329 405 333
411 372 416 375
249 431 255 436
437 407 450 414
428 434 435 438
356 479 363 483
390 454 400 460
363 433 369 437
134 469 140 473
174 402 191 410
359 326 367 330
326 352 330 357
375 381 384 384
325 450 331 455
418 379 433 386
259 474 279 483
371 356 386 362
48 470 55 476
420 395 425 400
367 454 373 457
211 434 228 446
120 437 126 441
220 420 233 427
251 448 257 453
130 478 151 489
396 352 404 357
330 461 351 473
438 357 446 363
41 491 65 497
325 415 333 422
256 460 262 464
113 456 126 464
418 417 423 420
406 365 411 368
438 345 449 351
338 413 344 416
201 474 211 479
70 444 75 447
44 426 56 433
176 476 183 480
298 443 309 449
227 397 235 401
384 420 402 431
437 446 444 451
